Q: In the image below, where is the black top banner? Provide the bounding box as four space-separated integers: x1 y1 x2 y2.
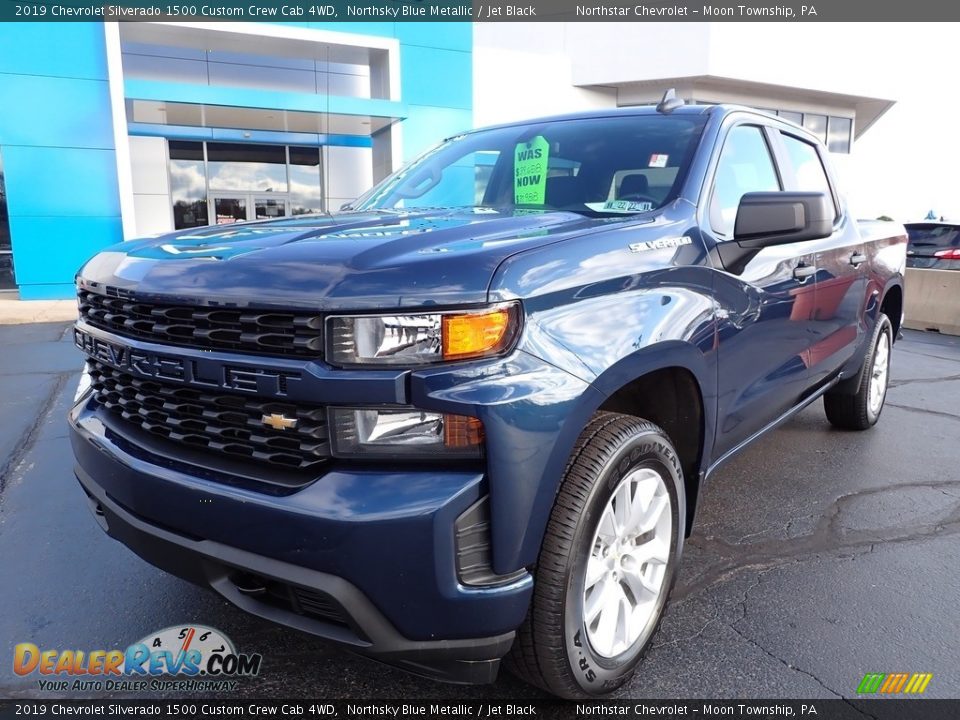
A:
2 699 960 720
2 0 960 22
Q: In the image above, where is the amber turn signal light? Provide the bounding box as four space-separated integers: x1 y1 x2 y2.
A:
441 305 517 361
443 414 485 448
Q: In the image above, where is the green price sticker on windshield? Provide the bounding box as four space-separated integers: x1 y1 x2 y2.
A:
514 135 550 205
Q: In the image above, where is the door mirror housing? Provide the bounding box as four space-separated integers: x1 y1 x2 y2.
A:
716 191 834 274
734 191 834 247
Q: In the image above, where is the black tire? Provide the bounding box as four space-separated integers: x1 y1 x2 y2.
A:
506 412 684 698
824 313 893 430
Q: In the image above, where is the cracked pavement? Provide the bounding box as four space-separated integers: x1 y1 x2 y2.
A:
0 324 958 703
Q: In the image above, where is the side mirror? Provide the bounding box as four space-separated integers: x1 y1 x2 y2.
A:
734 191 833 246
717 191 834 273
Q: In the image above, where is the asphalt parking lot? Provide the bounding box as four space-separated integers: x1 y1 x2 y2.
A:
1 323 958 702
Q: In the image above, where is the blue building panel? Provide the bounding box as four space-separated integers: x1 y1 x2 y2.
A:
10 216 122 293
0 23 108 80
395 23 472 52
399 45 472 110
3 146 121 219
0 22 121 299
402 106 474 161
308 21 397 38
0 75 114 150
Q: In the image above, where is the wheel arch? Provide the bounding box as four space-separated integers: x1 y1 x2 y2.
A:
880 280 903 340
597 365 706 535
527 341 716 564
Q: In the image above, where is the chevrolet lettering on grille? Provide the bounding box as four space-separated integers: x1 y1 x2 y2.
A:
74 328 302 396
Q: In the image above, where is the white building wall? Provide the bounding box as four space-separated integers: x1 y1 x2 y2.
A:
472 24 617 128
324 145 374 211
706 24 890 100
564 23 713 87
129 136 173 236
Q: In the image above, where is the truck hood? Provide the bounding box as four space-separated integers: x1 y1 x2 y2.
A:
79 208 608 310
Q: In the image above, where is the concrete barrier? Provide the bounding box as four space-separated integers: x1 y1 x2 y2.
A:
903 268 960 336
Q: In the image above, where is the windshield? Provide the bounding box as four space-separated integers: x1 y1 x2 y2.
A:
353 114 707 217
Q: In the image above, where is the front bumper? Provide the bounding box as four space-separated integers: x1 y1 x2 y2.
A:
69 398 531 684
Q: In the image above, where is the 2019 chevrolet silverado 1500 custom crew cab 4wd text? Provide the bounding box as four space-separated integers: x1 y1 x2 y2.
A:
70 99 906 698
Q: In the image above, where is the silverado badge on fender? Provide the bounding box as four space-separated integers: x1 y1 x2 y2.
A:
629 236 693 253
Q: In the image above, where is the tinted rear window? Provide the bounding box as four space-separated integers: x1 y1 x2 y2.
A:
906 224 960 250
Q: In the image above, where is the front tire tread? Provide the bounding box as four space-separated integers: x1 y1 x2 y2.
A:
506 412 678 698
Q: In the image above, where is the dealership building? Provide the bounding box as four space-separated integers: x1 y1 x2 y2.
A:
0 21 902 299
0 21 471 298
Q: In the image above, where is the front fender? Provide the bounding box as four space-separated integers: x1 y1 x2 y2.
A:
476 246 719 571
412 344 717 575
410 350 605 575
516 339 718 572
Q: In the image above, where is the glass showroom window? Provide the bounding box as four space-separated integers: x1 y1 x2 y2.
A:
169 141 326 228
207 143 288 193
802 113 828 145
169 141 209 230
827 117 853 154
777 110 803 126
289 146 324 215
0 150 15 291
774 110 852 153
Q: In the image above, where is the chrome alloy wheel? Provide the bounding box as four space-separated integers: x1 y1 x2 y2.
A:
582 467 672 658
868 330 890 416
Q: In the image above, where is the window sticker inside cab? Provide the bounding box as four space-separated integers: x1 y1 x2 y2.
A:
585 200 655 213
514 135 550 205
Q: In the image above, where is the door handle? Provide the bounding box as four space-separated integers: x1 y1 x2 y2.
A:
849 252 867 267
793 264 817 281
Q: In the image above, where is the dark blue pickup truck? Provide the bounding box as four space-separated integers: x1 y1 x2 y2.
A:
70 100 906 698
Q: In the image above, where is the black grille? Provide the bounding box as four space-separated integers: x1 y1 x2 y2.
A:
291 587 349 624
78 288 324 357
230 572 351 629
89 361 330 471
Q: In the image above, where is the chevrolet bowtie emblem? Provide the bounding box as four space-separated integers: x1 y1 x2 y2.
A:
261 413 298 431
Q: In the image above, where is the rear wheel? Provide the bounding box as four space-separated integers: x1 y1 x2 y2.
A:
824 313 892 430
506 413 684 698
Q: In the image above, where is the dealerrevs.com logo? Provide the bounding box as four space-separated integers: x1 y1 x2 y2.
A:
13 625 263 692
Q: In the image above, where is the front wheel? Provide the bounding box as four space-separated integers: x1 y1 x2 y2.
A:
506 413 684 698
824 313 893 430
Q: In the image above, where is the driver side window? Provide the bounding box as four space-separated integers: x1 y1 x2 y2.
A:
710 125 781 237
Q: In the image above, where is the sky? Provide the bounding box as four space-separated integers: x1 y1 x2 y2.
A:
728 22 960 223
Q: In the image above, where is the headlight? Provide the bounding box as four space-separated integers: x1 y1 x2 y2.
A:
327 303 520 367
330 408 484 459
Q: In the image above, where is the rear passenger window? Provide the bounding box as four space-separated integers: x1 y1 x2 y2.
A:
710 126 781 237
780 134 838 220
